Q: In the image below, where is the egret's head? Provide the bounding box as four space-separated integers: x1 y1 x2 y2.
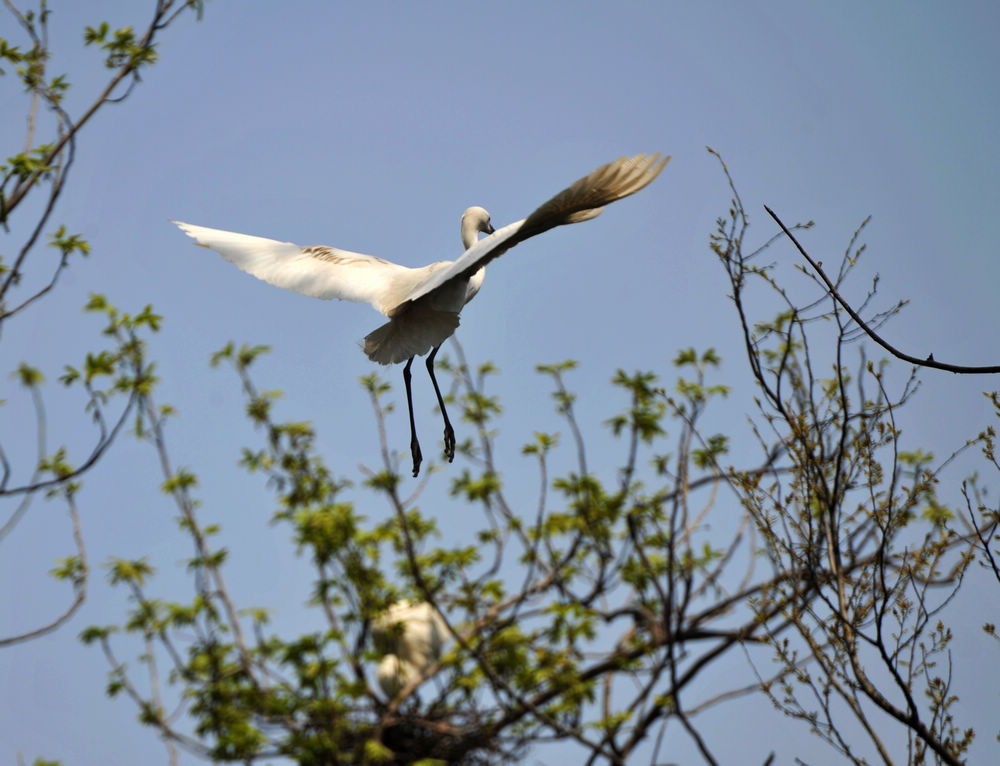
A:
461 206 494 249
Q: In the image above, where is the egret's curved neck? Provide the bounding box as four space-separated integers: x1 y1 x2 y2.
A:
460 218 481 250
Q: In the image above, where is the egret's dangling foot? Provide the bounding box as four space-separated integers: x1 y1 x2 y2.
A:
402 357 422 477
425 345 456 463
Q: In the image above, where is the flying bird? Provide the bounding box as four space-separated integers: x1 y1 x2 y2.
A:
371 600 449 700
173 153 668 476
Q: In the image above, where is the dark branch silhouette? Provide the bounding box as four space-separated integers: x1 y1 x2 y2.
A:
764 205 1000 375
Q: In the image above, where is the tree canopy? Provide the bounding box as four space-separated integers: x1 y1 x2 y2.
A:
1 3 997 765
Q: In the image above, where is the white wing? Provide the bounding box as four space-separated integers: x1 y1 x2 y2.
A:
172 221 417 314
390 152 669 316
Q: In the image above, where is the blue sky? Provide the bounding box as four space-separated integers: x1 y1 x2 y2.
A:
2 2 999 763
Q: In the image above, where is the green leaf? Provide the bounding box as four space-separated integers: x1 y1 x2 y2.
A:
363 739 394 762
79 625 116 644
83 22 110 46
51 556 86 583
13 362 44 386
107 557 153 586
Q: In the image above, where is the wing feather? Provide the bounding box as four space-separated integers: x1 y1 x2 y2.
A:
391 153 668 314
516 152 669 238
172 221 415 313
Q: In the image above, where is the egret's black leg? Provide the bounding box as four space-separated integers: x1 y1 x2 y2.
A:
403 356 422 477
425 345 455 462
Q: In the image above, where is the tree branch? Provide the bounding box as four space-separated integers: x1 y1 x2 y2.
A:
765 205 1000 374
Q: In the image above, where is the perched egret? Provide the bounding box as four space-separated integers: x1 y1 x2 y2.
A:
173 152 668 476
371 600 449 699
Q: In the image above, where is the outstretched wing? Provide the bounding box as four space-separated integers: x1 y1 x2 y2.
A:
390 152 669 316
172 221 413 314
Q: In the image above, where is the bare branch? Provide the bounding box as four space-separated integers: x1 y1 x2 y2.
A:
765 205 1000 374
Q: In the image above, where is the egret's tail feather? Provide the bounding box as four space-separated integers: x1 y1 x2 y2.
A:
363 308 460 364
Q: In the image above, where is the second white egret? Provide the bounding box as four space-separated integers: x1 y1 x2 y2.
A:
372 600 449 700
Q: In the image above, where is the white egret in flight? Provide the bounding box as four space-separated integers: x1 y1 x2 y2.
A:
173 153 668 476
371 600 449 700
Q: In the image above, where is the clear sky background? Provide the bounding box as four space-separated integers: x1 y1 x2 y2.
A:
2 1 999 764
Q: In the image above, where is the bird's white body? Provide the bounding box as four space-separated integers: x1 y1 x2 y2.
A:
376 653 411 699
173 153 668 475
372 600 449 699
